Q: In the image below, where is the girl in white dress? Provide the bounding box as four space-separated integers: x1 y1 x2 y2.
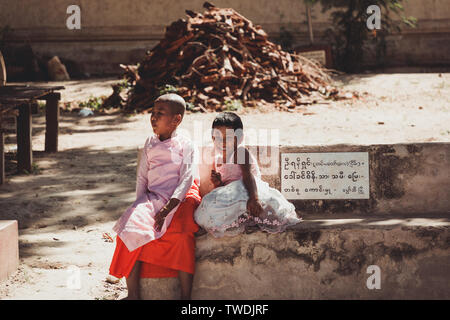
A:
194 112 301 238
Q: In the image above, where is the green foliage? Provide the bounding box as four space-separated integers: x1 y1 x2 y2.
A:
117 78 131 91
315 0 417 72
31 162 41 175
23 162 41 175
158 84 178 96
224 99 243 112
185 102 195 111
78 96 105 111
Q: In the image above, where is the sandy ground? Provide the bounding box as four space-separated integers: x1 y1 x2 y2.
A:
0 72 449 299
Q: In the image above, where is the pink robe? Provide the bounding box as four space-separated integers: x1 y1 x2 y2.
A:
113 130 198 252
214 144 261 185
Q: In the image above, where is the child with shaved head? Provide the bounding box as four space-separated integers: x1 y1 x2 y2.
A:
109 93 201 300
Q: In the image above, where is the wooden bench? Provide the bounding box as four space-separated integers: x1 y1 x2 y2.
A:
0 51 64 184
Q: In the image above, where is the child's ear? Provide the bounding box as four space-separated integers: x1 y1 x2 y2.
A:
173 114 182 126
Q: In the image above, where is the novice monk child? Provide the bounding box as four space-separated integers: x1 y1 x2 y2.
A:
109 93 201 300
194 112 301 237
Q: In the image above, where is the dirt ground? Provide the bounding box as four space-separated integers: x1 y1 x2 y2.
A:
0 72 449 299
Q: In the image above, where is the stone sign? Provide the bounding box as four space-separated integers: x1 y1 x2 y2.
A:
281 152 370 199
298 50 327 66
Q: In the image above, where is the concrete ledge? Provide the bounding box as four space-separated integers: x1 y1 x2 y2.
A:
0 220 19 282
195 142 450 215
139 142 450 215
140 216 450 299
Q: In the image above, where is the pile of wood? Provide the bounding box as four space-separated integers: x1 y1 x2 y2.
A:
117 2 339 112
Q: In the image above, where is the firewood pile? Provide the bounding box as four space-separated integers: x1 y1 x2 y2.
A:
114 2 340 112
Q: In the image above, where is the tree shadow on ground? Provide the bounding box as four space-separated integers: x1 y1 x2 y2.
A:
3 111 139 148
31 111 137 137
0 146 141 231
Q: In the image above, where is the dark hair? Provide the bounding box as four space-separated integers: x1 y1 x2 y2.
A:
154 93 186 117
211 112 244 142
212 112 243 131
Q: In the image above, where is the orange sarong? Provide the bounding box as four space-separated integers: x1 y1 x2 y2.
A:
109 182 201 278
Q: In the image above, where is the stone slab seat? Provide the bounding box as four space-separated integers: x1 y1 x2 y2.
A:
140 214 450 300
0 220 19 283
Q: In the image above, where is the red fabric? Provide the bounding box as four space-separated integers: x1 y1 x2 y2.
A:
109 181 201 278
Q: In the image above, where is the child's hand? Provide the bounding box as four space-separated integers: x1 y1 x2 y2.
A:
154 198 180 232
154 207 170 232
210 169 223 188
247 197 264 218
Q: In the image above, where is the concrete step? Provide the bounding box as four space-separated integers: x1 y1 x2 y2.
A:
140 214 450 299
0 220 19 283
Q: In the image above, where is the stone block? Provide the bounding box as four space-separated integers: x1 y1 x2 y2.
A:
0 220 19 282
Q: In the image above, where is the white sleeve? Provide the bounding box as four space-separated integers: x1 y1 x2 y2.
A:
171 141 198 201
136 138 150 198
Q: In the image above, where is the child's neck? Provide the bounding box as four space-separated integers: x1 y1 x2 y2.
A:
158 129 176 141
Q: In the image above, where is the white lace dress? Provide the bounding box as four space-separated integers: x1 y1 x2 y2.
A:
194 146 301 238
